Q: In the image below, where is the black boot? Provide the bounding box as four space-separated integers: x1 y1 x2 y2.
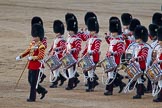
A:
40 89 48 99
49 77 59 88
66 78 74 90
104 79 113 96
114 75 126 93
37 85 48 99
104 85 113 96
39 74 46 83
118 81 126 93
59 74 66 86
133 84 144 99
73 77 80 88
153 90 162 102
86 78 94 92
133 94 141 99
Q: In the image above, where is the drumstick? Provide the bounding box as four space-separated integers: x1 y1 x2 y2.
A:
14 61 28 89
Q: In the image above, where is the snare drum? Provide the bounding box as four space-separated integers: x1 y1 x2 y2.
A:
125 63 142 81
146 64 162 82
100 56 117 73
60 53 77 69
45 55 62 71
78 55 95 72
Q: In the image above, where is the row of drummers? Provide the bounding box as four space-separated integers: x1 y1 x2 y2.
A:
39 12 162 102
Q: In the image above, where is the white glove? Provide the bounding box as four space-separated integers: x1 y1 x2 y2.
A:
16 56 21 61
28 56 33 61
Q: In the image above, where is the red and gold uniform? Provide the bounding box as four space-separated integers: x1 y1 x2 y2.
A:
20 41 45 70
18 40 47 101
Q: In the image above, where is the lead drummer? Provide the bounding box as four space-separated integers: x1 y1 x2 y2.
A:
152 27 162 102
104 17 125 96
129 25 149 99
48 20 67 88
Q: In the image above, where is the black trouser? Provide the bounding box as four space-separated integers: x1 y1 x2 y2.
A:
135 70 145 96
28 69 46 100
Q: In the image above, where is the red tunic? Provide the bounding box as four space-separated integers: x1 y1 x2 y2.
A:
82 35 101 63
48 36 66 59
65 35 82 60
135 43 149 70
105 35 125 65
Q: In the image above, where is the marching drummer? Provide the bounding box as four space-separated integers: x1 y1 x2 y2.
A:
129 25 149 99
16 24 48 102
81 17 101 92
65 13 81 86
64 18 82 90
152 27 162 102
104 17 126 95
48 20 67 88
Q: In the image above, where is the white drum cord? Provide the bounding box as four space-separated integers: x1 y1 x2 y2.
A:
124 78 137 93
36 60 45 89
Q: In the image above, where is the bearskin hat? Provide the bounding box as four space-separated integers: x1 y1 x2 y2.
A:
109 17 122 34
157 27 162 41
87 17 99 33
53 20 64 35
129 18 141 32
134 25 148 42
152 12 162 26
31 16 43 26
84 12 97 26
65 13 77 25
148 24 158 37
109 19 122 34
31 23 44 41
109 16 120 22
121 13 132 26
67 18 78 34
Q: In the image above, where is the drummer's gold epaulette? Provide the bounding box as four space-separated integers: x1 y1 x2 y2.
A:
39 44 45 50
